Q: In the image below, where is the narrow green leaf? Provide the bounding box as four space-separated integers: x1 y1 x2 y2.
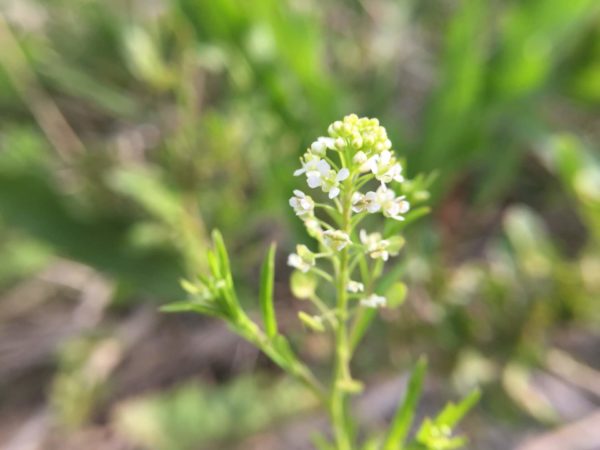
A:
259 242 278 339
206 249 221 278
436 388 481 428
211 229 231 281
383 357 428 450
160 301 221 317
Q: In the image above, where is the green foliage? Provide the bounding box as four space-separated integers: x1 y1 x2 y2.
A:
382 357 427 450
259 242 278 338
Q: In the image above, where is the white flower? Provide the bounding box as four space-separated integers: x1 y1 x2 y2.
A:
310 137 335 156
305 159 332 189
360 294 386 308
347 280 364 293
321 168 349 199
323 230 351 251
368 150 404 184
377 185 409 221
289 190 314 217
364 189 383 213
351 191 377 213
287 245 316 273
294 153 329 179
363 185 409 220
360 229 391 261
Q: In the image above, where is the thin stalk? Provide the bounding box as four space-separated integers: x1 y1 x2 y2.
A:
329 180 354 450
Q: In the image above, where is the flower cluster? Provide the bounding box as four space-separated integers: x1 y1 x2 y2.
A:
288 114 411 310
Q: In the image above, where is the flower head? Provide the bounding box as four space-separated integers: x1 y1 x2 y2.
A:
360 294 387 308
360 185 409 220
368 150 404 184
321 168 349 199
323 230 351 251
287 245 316 273
347 280 365 293
310 137 335 156
360 230 391 261
289 190 314 217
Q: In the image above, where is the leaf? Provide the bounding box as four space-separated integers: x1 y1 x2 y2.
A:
382 357 428 450
436 389 481 428
211 229 231 282
160 301 221 317
259 242 278 339
386 282 407 309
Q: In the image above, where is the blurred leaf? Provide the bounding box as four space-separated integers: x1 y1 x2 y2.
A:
259 242 278 338
383 357 427 450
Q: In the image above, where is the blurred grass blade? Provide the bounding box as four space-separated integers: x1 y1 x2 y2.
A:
259 242 278 339
436 388 481 428
211 229 231 280
383 357 428 450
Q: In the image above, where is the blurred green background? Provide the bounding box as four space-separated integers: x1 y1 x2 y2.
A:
0 0 599 449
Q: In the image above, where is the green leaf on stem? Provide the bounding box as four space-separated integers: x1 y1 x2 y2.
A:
259 242 278 339
382 357 428 450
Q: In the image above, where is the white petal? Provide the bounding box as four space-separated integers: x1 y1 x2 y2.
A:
367 203 381 213
294 168 305 176
336 168 350 181
320 137 335 149
316 159 331 175
307 175 322 188
329 187 340 199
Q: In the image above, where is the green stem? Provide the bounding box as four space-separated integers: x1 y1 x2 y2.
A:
329 181 354 450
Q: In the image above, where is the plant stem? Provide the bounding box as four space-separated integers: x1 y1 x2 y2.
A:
330 182 354 450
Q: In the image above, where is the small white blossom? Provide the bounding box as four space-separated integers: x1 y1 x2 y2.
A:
323 229 351 251
351 191 377 213
364 190 383 213
368 150 404 183
360 294 387 308
294 153 327 178
287 245 316 273
360 230 391 261
362 185 409 220
347 280 364 293
289 190 314 217
321 168 349 199
310 137 335 156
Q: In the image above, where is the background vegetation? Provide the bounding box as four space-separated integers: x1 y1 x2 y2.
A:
0 0 598 449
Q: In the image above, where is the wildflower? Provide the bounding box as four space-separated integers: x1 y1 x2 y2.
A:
347 280 364 293
294 153 328 179
321 168 349 199
310 137 335 156
365 184 409 220
289 190 314 217
323 230 351 251
287 245 316 273
360 294 387 308
368 150 404 183
351 191 377 213
360 230 391 261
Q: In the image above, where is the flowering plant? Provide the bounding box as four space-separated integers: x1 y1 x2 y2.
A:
163 115 478 450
